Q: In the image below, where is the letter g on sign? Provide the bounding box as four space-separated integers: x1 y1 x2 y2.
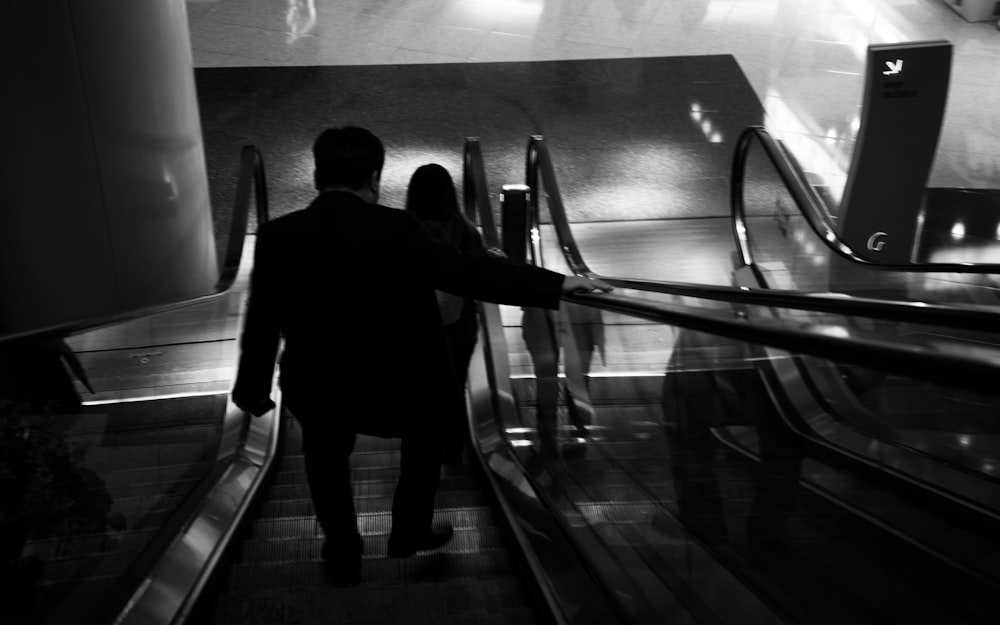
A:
867 231 887 252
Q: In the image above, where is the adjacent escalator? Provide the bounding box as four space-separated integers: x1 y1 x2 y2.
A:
508 132 1000 624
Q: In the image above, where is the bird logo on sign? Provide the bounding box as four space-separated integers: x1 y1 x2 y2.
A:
883 59 903 76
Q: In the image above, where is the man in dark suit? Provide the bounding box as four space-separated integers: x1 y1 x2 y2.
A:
232 126 609 584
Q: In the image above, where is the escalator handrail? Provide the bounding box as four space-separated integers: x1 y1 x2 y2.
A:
218 144 269 287
562 289 1000 397
731 125 1000 273
0 144 268 349
602 275 1000 332
112 149 280 625
525 135 594 278
525 133 1000 333
464 137 500 248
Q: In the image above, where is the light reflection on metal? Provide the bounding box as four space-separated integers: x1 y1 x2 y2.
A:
811 324 851 339
505 427 535 434
83 390 229 406
509 370 668 380
951 221 966 241
690 101 703 121
117 391 281 625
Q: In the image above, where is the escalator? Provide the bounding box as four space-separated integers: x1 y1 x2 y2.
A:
724 127 1000 529
202 421 549 625
8 129 1000 625
511 132 1000 623
125 135 1000 625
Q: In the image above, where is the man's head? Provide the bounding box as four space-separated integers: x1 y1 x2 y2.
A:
313 127 385 200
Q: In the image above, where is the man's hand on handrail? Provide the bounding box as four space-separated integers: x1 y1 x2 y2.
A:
562 275 613 294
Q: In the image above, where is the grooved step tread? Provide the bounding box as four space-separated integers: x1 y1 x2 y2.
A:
270 467 477 490
240 527 506 564
249 507 497 541
213 578 541 625
227 550 518 592
264 483 486 511
213 431 543 624
277 450 475 472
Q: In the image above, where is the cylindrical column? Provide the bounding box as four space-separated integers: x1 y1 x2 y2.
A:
0 0 217 335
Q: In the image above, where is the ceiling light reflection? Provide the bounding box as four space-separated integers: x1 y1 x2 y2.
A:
458 0 543 23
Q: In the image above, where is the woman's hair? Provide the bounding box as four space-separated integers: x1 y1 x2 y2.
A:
406 163 483 254
406 163 460 220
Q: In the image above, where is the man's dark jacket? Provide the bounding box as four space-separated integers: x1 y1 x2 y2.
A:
233 190 564 436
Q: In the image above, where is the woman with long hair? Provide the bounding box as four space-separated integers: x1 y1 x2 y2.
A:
406 163 488 464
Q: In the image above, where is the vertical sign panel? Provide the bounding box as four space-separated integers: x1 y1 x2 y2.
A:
837 41 951 265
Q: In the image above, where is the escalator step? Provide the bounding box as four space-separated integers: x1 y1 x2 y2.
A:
240 527 507 564
578 500 669 525
261 487 487 512
228 549 517 592
213 577 541 625
270 468 478 492
278 450 401 473
249 508 498 541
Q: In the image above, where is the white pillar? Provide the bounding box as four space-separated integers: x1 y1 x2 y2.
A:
0 0 217 335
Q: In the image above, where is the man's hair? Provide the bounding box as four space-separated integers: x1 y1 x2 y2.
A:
313 126 385 190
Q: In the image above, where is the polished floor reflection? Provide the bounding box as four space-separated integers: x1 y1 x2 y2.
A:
186 0 1000 201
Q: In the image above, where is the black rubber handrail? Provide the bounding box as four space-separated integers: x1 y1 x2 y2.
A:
731 125 1000 273
563 289 1000 396
463 137 500 249
525 134 1000 333
525 135 593 278
0 145 268 349
602 275 1000 332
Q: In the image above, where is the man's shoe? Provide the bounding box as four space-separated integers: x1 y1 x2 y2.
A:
321 533 362 585
387 522 454 557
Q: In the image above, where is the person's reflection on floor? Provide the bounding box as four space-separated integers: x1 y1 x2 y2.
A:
658 329 804 557
522 302 603 458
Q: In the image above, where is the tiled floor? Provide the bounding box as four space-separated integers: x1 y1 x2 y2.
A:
185 0 1000 201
